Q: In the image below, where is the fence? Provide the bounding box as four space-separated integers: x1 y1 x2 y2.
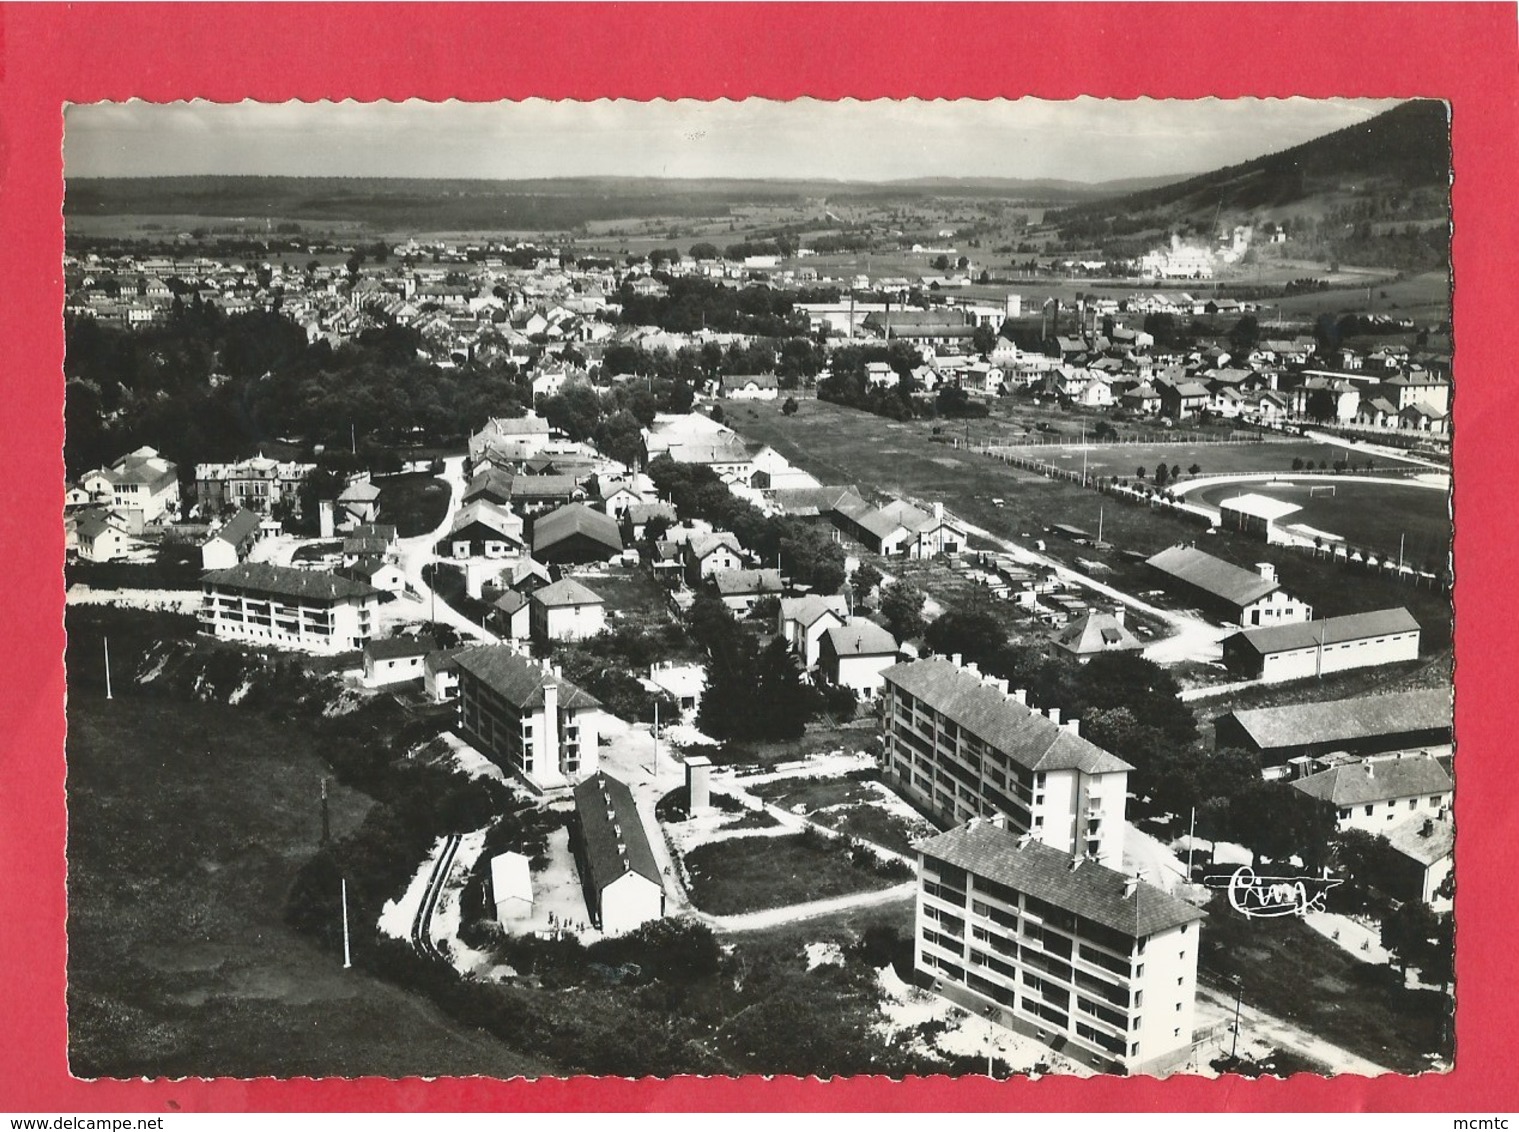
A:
969 433 1268 449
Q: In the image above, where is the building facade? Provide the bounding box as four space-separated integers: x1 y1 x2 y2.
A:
454 645 602 791
1222 608 1421 683
198 563 379 654
881 657 1132 868
915 821 1205 1075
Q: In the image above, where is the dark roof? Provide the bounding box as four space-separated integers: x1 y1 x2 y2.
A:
465 467 517 503
1055 611 1143 656
506 473 583 500
573 772 663 889
365 634 437 662
1146 545 1279 608
350 523 398 542
531 578 604 608
1291 755 1452 807
712 568 782 596
446 498 523 541
209 509 261 546
493 589 530 615
453 645 601 711
201 562 380 603
1226 608 1420 656
532 503 623 555
917 822 1205 938
1223 689 1453 752
883 658 1132 775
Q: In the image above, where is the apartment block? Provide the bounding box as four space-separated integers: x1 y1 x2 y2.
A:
199 562 379 654
915 820 1206 1076
881 657 1132 868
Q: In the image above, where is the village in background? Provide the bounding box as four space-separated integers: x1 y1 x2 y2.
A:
63 99 1453 1080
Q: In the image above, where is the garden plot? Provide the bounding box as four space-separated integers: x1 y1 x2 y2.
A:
748 772 938 858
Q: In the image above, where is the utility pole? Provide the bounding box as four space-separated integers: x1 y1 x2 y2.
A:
1230 976 1244 1061
350 422 356 456
320 777 331 845
1186 806 1196 881
1399 532 1406 571
652 699 660 777
341 878 352 970
103 637 113 701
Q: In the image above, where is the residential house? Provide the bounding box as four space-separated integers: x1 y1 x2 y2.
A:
1053 608 1143 661
438 499 525 558
914 820 1205 1075
1382 816 1454 906
195 456 315 515
1222 608 1421 683
363 634 437 687
1290 754 1452 834
335 480 381 528
881 656 1132 868
423 647 464 703
200 508 263 570
454 645 602 791
199 562 380 654
779 594 849 667
491 589 533 641
1382 373 1451 416
711 568 783 612
82 446 181 525
1145 546 1312 627
530 578 607 643
642 662 706 717
571 772 666 935
722 372 781 401
1157 381 1209 420
818 618 899 698
469 413 554 465
75 512 129 562
683 532 747 585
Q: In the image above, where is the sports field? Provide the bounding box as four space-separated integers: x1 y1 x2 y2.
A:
1190 478 1451 567
997 439 1364 481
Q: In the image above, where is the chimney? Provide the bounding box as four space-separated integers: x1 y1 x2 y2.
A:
1364 762 1375 777
993 678 1009 695
1016 832 1034 849
1421 818 1435 837
965 661 980 677
1123 876 1139 899
1112 605 1126 627
1013 689 1028 705
933 501 944 521
1064 719 1080 737
1069 856 1083 872
989 813 1009 830
1256 562 1277 583
951 653 963 668
1047 707 1062 726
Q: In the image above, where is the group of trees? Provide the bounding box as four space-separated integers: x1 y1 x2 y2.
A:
686 596 816 742
615 276 810 338
646 456 848 595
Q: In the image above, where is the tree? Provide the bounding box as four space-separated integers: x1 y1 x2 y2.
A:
1382 900 1440 979
924 609 1007 668
1171 464 1182 481
1188 463 1201 477
1154 463 1170 488
851 562 884 601
972 323 997 356
1228 314 1260 359
781 396 799 416
1137 466 1147 480
878 580 926 642
931 254 950 272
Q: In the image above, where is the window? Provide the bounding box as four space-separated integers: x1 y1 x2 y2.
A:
1365 805 1374 816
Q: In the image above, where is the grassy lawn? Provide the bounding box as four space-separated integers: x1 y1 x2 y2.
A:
703 719 879 769
1190 478 1450 567
751 775 938 857
66 690 550 1078
372 471 451 537
731 399 1453 652
575 565 680 632
682 831 906 916
1200 902 1451 1074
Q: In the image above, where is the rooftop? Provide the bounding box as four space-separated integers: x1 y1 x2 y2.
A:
1227 608 1420 656
883 658 1132 776
822 618 898 658
573 772 663 889
531 577 605 608
201 562 380 603
917 822 1205 939
1146 544 1279 608
1291 755 1452 808
453 645 601 712
1223 688 1453 751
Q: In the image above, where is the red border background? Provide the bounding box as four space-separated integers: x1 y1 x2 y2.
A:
2 2 1516 1112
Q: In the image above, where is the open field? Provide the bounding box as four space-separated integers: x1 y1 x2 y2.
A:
373 471 450 537
1200 901 1451 1075
751 775 938 857
729 399 1454 652
698 718 879 769
66 690 549 1078
681 830 905 916
1191 478 1451 565
1000 439 1383 481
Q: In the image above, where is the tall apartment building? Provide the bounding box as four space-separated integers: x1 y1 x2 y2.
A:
454 645 602 792
199 562 379 654
915 820 1206 1076
881 657 1132 868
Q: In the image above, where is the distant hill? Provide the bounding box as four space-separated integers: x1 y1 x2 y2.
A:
1050 100 1451 254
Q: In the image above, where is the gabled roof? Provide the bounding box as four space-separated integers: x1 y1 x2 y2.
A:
446 498 524 541
780 594 848 629
337 481 381 502
712 568 782 596
821 618 898 658
490 851 534 904
1226 608 1420 656
1146 545 1279 608
493 589 530 615
1223 688 1453 751
453 645 601 711
1291 755 1452 808
1384 814 1455 866
883 658 1131 775
723 372 779 391
201 562 379 603
531 577 605 609
917 822 1205 938
465 467 518 503
687 532 744 561
532 503 623 555
350 523 398 543
209 509 261 546
365 634 437 662
573 772 663 889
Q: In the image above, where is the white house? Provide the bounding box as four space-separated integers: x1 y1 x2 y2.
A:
529 578 607 643
362 635 436 687
818 618 899 698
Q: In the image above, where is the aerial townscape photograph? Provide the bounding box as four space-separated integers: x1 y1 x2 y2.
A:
60 96 1454 1082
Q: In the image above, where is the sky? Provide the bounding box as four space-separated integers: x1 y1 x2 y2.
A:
64 97 1406 184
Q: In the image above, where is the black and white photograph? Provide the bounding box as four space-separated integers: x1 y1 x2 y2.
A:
61 96 1454 1081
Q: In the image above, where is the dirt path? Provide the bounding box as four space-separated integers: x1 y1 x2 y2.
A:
1196 981 1392 1077
697 882 916 934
